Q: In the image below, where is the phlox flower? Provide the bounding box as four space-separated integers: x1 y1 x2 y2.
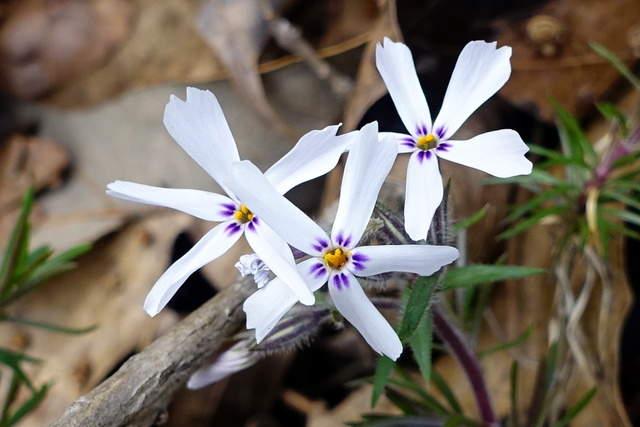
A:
376 38 533 241
107 87 354 316
235 254 271 288
224 122 459 360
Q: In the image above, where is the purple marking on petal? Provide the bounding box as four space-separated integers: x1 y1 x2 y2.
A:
246 221 256 232
218 209 235 218
335 232 344 246
351 253 369 262
351 262 365 271
425 150 433 160
416 151 426 164
343 235 352 248
401 137 415 144
225 222 242 236
312 237 329 252
401 142 417 150
252 216 260 225
332 273 349 290
309 262 327 279
221 203 237 210
421 123 429 135
435 126 447 139
436 142 451 153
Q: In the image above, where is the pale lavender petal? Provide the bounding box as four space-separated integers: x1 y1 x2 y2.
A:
436 129 532 177
163 87 240 190
225 160 329 256
265 124 354 194
234 254 271 288
332 124 397 248
107 180 235 222
187 339 257 389
404 151 443 241
350 245 459 277
244 259 328 342
434 41 512 139
328 271 402 360
376 38 432 137
143 221 242 316
245 221 315 305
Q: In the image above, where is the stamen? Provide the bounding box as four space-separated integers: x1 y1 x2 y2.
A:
416 133 439 150
324 248 348 270
233 204 254 223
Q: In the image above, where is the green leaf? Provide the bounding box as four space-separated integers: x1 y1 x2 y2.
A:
0 317 97 335
595 102 628 134
0 190 34 298
371 356 394 407
431 369 462 414
503 188 570 224
408 311 432 385
510 361 520 427
2 384 48 427
500 205 570 239
478 326 533 359
443 414 481 427
553 387 597 427
399 276 437 340
441 265 545 291
551 99 596 169
590 41 640 90
0 349 40 393
390 366 451 416
452 205 489 232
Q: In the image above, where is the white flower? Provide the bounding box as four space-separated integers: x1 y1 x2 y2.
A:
235 254 271 288
375 38 533 241
107 88 354 316
187 339 257 389
224 122 459 360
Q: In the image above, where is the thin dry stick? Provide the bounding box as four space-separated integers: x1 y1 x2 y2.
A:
49 278 254 427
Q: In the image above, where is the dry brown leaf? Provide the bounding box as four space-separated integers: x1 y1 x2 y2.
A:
307 384 401 427
197 0 301 141
0 134 69 250
495 0 640 122
342 0 401 132
0 212 192 426
9 0 382 109
0 0 135 100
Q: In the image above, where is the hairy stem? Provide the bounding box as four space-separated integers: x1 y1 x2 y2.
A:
432 302 498 426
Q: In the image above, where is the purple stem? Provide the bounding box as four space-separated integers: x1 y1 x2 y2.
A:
432 303 498 426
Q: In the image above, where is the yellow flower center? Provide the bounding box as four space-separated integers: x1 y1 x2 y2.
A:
233 204 254 223
324 248 348 270
416 134 438 150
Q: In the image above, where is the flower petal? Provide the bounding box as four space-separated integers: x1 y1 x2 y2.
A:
107 180 235 221
187 340 256 389
163 87 240 189
265 124 355 194
380 132 417 154
332 124 397 247
225 160 330 256
350 244 459 277
434 41 512 139
144 221 242 316
328 272 402 360
436 129 532 177
404 151 443 241
376 38 432 137
244 259 328 342
245 221 315 305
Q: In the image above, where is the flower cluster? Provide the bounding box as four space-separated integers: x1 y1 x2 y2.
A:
107 38 532 385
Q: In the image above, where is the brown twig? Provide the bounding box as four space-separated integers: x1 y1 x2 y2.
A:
49 278 254 427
